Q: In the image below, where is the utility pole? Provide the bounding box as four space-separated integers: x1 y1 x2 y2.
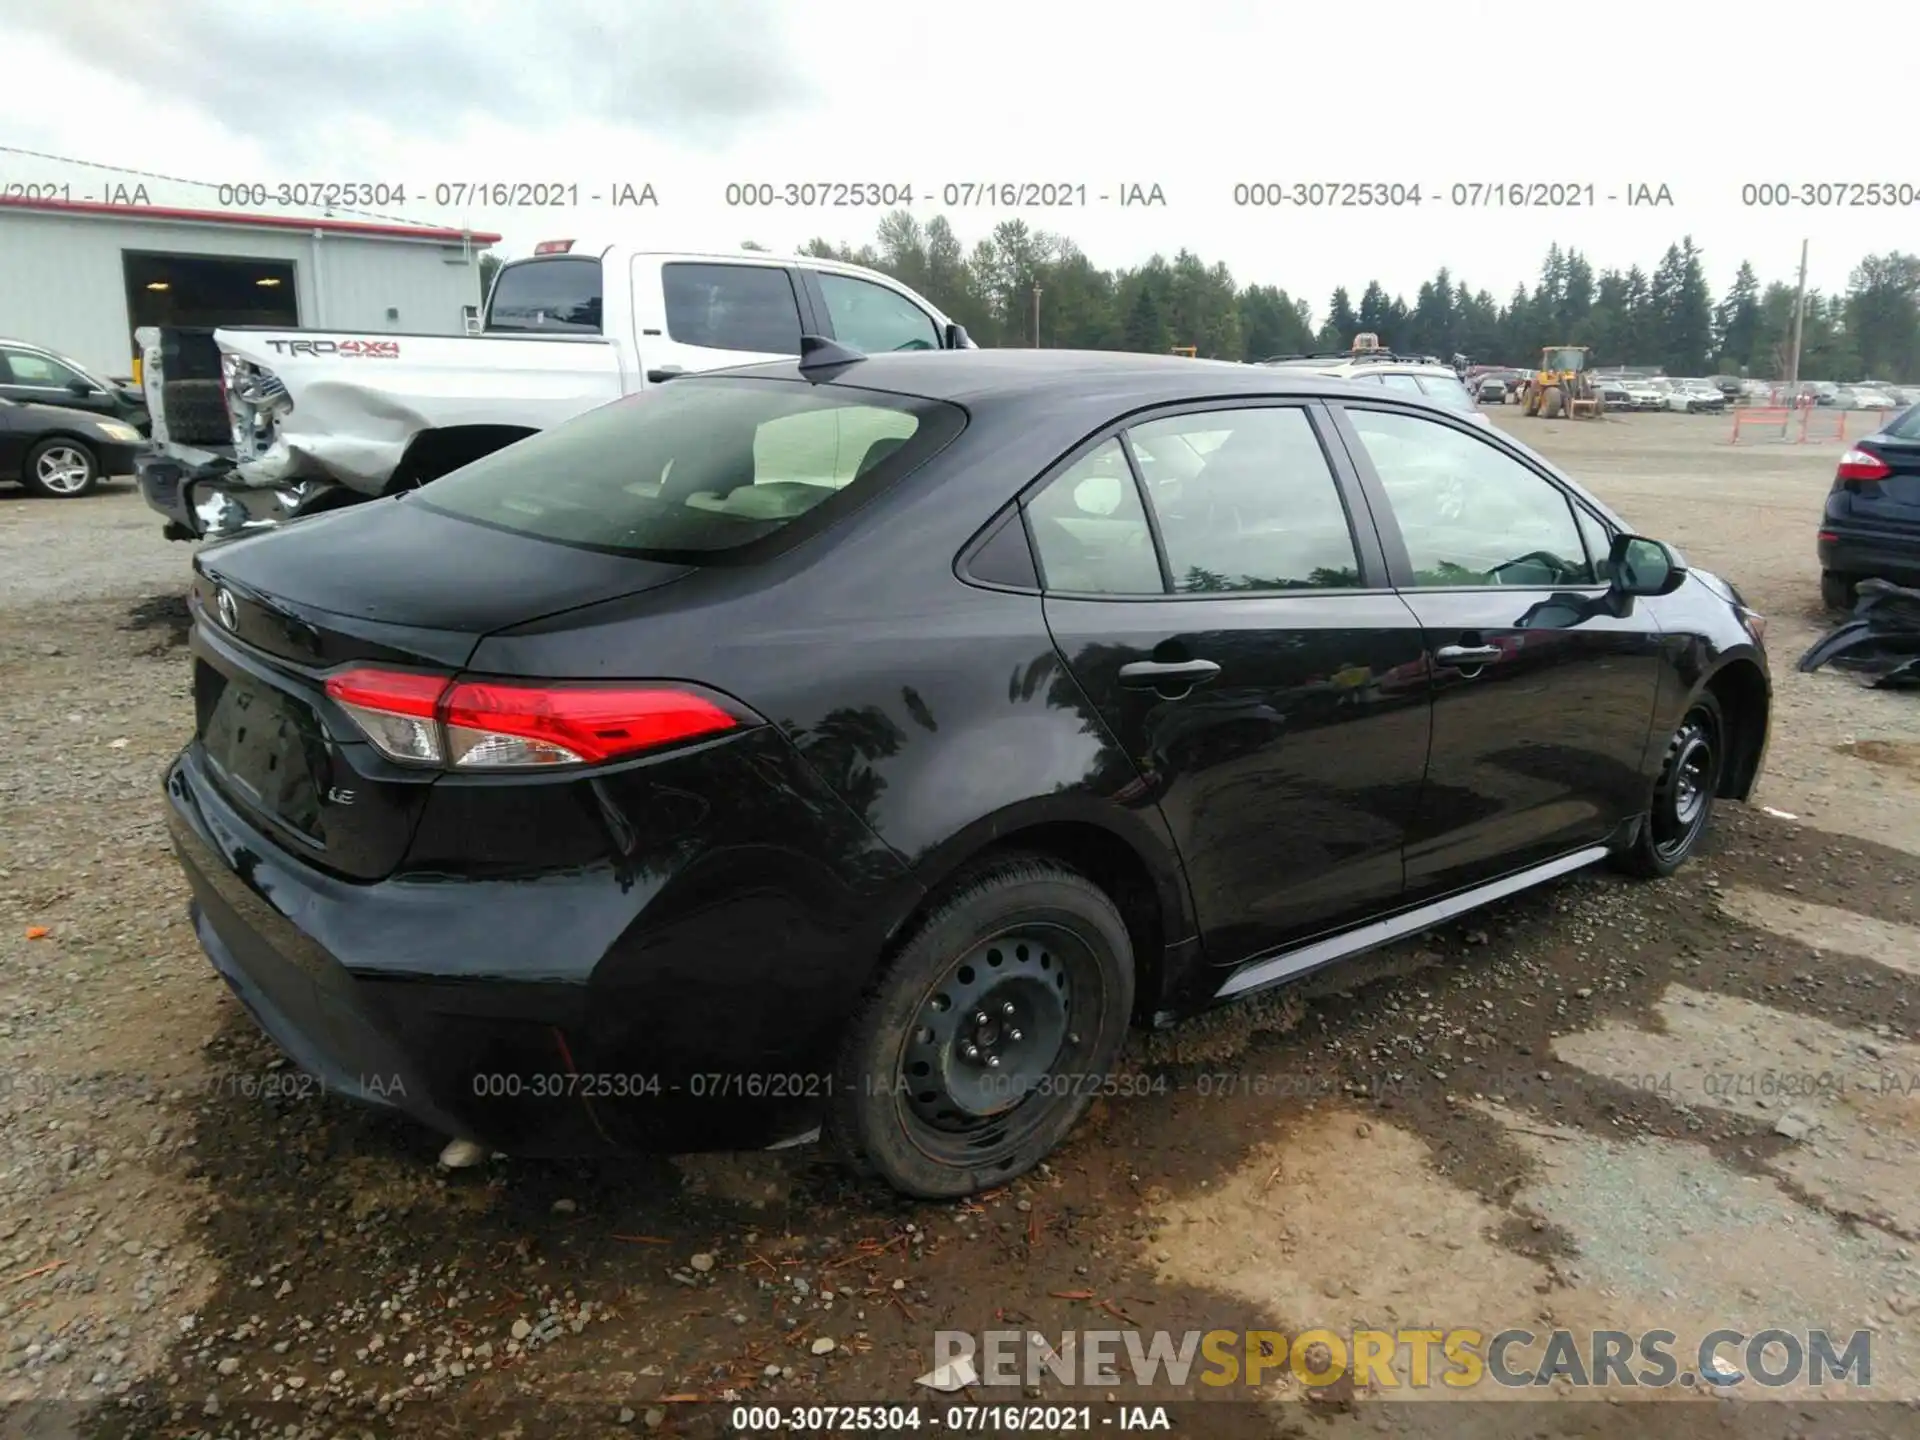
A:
1786 238 1809 393
1032 286 1043 348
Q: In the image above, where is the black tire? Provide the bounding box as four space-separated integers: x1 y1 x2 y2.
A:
21 437 101 499
1615 691 1725 879
160 380 231 446
826 856 1135 1199
1820 570 1857 613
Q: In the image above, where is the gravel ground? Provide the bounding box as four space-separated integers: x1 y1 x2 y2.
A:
0 416 1917 1439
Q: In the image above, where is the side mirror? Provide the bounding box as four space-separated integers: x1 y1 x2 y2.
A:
66 378 95 397
943 323 974 351
1609 534 1687 597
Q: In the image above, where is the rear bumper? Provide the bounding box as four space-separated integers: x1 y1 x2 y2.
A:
138 450 327 540
164 734 918 1157
1819 526 1920 586
136 451 197 532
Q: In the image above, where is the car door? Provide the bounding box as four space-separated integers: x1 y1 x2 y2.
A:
1030 401 1432 970
642 260 813 379
797 271 945 353
0 347 109 416
1328 401 1665 899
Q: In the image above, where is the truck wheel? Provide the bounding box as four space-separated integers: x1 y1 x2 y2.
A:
22 439 100 498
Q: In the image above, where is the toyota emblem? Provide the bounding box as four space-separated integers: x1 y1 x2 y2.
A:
215 588 238 631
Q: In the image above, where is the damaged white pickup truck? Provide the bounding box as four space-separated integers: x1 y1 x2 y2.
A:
136 243 972 540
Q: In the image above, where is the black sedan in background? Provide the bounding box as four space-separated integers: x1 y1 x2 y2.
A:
0 396 145 498
0 338 149 433
164 346 1772 1198
1820 406 1920 609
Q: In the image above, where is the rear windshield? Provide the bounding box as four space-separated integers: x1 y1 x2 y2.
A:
1888 405 1920 439
415 378 966 560
485 257 603 333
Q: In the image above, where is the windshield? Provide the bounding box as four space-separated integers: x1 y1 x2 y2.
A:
416 378 966 560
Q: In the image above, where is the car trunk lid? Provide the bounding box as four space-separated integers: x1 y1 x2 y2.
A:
189 498 695 879
1847 433 1920 530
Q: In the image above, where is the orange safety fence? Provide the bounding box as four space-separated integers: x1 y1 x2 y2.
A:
1728 404 1858 445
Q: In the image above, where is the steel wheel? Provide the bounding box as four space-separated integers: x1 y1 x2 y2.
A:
900 927 1077 1139
1615 692 1728 880
23 440 100 498
1652 714 1715 860
829 858 1134 1198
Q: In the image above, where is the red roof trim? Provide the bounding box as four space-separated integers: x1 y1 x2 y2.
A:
0 195 502 245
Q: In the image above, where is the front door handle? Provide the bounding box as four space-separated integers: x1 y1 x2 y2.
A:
1119 659 1221 691
1434 643 1503 666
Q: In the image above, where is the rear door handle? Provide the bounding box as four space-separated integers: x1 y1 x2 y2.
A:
1119 659 1221 690
1435 644 1503 666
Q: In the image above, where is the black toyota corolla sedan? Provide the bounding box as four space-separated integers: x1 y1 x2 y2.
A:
164 345 1772 1197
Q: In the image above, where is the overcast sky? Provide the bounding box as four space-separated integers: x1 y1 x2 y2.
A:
2 0 1910 316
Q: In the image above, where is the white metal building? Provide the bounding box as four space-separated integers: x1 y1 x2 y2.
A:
0 197 501 380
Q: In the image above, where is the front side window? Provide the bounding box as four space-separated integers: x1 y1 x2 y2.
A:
1025 439 1163 596
2 348 84 388
1133 407 1361 593
1345 408 1596 588
661 263 804 353
416 377 961 559
1573 504 1615 582
815 273 940 353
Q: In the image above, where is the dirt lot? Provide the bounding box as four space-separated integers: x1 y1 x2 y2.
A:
1 412 1918 1439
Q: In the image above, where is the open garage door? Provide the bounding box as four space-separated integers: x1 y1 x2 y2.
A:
122 251 299 363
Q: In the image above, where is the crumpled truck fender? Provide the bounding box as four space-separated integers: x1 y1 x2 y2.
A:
233 381 428 495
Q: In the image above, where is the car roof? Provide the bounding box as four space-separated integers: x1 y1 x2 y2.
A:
695 349 1464 413
1338 361 1461 377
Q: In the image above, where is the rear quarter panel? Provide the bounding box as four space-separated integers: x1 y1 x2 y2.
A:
466 403 1199 978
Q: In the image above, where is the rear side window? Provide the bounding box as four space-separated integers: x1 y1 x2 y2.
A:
1134 407 1361 593
415 378 963 560
1025 439 1164 595
662 264 804 352
1415 373 1479 414
485 257 603 333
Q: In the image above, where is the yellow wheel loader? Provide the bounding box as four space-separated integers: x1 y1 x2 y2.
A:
1522 346 1605 419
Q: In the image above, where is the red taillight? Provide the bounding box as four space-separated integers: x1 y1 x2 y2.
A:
532 239 575 255
441 681 738 768
1836 447 1892 483
322 668 742 770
